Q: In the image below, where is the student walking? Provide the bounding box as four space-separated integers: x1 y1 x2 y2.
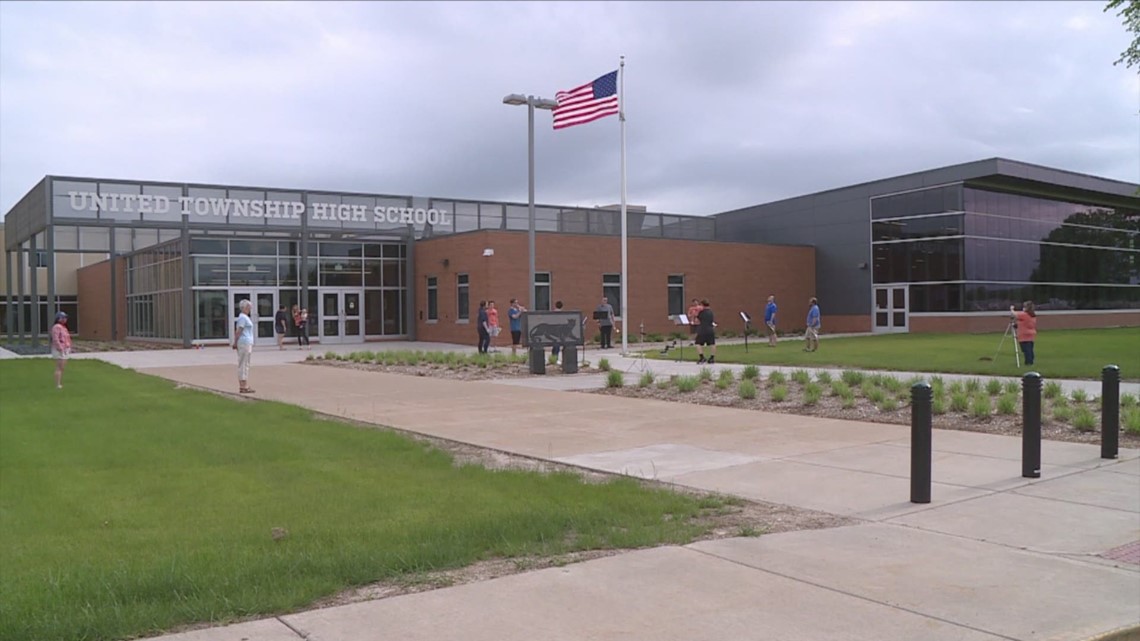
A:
274 305 288 350
804 297 821 352
595 296 615 349
50 311 72 389
764 295 778 347
508 299 526 357
294 307 310 349
1010 301 1038 365
476 301 490 354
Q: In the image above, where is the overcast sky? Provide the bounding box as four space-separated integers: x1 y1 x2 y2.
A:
1 1 1136 218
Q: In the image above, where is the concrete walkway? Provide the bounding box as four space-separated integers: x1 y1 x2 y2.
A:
95 347 1140 641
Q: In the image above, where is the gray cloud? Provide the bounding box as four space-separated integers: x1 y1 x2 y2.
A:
1 1 1136 217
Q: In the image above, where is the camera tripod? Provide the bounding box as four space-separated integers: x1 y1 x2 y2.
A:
992 320 1021 368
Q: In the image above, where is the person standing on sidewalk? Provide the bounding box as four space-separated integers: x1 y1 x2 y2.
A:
232 299 256 394
486 300 500 351
274 305 288 350
804 297 821 352
695 299 717 364
476 300 490 354
595 296 615 349
763 295 778 347
687 298 703 339
50 311 72 389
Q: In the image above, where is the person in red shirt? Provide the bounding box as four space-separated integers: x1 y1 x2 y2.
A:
486 300 501 350
50 311 73 389
1010 301 1037 366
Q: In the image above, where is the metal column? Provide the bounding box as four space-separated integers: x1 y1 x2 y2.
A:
109 226 117 340
180 216 193 347
15 244 25 345
4 250 12 344
405 225 416 340
46 224 56 326
29 234 38 348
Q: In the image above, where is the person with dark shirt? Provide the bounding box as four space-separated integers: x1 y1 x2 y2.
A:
695 299 717 364
595 296 615 349
476 300 490 354
274 305 288 350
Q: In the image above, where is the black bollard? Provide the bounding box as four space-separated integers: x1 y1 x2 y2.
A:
910 381 932 504
528 346 546 375
562 345 579 374
1022 372 1042 478
1102 365 1120 460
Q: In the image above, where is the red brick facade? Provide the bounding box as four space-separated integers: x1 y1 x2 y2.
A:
76 257 127 341
413 230 817 345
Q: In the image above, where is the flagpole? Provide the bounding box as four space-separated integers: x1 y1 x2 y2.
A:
619 55 628 356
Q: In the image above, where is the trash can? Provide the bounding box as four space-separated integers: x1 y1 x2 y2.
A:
561 346 579 374
529 346 546 375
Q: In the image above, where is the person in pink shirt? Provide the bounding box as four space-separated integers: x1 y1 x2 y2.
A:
1009 301 1038 366
50 311 73 389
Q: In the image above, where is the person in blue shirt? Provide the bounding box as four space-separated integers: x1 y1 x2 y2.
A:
508 298 526 357
232 299 256 393
804 297 821 352
763 295 778 348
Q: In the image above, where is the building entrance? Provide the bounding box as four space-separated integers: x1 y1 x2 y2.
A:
230 290 279 341
318 289 363 344
873 285 909 333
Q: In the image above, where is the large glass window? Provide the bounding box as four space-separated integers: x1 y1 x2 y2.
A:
195 290 228 340
871 185 962 220
534 272 551 311
457 274 469 321
668 275 685 316
426 276 438 321
603 273 622 317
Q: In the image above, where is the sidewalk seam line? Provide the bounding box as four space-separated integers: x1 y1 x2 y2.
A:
275 616 309 639
682 546 1022 641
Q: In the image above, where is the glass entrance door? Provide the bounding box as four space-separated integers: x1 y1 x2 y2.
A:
319 289 363 344
873 286 909 333
230 290 278 342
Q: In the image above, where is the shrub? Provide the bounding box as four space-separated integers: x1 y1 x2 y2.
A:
646 332 664 342
699 367 714 382
767 371 787 386
860 380 877 399
969 394 992 419
932 396 947 415
882 377 904 393
985 379 1003 396
841 370 864 386
830 381 851 398
738 380 757 400
1070 389 1088 403
638 371 655 388
841 394 856 409
948 380 965 396
721 330 736 339
656 377 672 390
1052 395 1069 409
1122 393 1138 409
791 370 811 386
718 369 735 384
325 351 338 360
996 394 1018 415
1043 381 1062 399
866 387 887 404
770 385 788 402
715 377 732 391
675 376 700 393
1072 408 1097 432
1052 405 1072 423
1003 380 1020 396
930 376 945 396
950 392 970 413
605 371 624 388
879 397 899 412
598 358 611 371
742 365 760 380
815 371 832 385
803 383 822 406
1124 408 1140 435
964 378 981 394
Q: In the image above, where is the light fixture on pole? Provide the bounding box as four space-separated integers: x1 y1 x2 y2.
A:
503 93 558 310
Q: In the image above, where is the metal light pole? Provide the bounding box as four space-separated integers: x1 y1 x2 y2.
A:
503 93 557 310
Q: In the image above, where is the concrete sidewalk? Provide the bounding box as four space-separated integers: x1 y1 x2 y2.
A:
135 361 1140 641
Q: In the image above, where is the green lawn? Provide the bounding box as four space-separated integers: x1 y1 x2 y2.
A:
648 328 1139 381
0 360 720 641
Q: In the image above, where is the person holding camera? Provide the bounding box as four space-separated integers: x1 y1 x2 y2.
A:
1010 301 1037 365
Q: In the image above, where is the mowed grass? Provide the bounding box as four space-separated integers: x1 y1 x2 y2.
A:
0 360 717 641
650 328 1138 381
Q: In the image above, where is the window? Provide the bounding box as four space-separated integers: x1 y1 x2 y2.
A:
603 273 622 318
32 251 48 268
426 276 438 321
667 275 685 316
457 273 469 321
534 272 551 311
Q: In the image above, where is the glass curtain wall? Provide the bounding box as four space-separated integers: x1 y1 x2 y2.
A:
871 185 1139 312
126 240 184 340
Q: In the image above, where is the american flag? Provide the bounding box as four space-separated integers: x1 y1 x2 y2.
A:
552 70 619 130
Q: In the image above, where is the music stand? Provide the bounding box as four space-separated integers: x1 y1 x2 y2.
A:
740 311 752 352
670 314 690 362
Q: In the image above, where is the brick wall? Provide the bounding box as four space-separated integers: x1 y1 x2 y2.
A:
76 257 127 340
414 230 816 345
910 311 1140 334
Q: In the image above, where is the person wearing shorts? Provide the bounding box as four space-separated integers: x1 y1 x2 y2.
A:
50 311 72 389
763 295 778 347
804 297 821 352
695 299 716 364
